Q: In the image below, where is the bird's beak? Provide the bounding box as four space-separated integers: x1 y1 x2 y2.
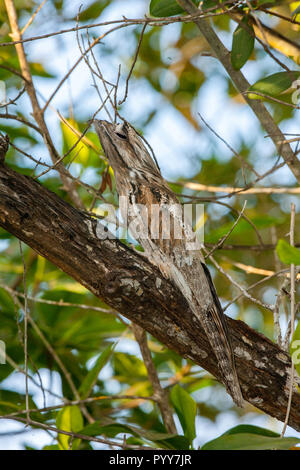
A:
94 119 111 138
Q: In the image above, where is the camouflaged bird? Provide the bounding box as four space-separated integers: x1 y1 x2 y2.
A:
94 119 244 407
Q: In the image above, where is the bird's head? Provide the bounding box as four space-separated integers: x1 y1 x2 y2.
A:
94 119 160 176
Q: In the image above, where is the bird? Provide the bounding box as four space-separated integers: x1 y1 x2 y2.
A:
94 119 244 407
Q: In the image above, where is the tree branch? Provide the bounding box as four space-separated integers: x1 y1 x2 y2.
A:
4 0 84 209
0 156 299 430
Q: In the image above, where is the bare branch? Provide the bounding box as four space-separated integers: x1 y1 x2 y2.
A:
174 180 300 195
119 22 147 106
19 241 30 424
281 203 296 436
20 0 48 35
4 0 84 209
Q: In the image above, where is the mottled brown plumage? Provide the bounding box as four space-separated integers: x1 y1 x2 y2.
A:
95 119 244 407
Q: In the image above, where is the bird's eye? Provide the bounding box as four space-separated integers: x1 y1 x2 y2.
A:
115 123 127 140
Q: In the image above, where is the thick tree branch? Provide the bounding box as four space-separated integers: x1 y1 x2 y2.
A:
231 11 300 63
176 0 300 184
0 158 299 431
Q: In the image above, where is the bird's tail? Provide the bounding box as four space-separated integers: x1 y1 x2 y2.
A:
158 255 244 406
200 263 244 407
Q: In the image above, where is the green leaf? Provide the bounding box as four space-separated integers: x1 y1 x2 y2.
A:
290 320 300 377
30 62 55 78
202 0 219 11
248 71 300 100
202 425 299 450
202 433 300 450
170 384 196 445
231 20 254 70
276 239 300 265
78 343 115 399
150 0 199 17
81 417 189 449
56 405 84 450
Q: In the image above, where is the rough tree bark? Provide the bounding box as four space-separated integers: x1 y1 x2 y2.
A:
0 158 299 431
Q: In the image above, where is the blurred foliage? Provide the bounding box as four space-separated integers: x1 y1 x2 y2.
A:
290 320 300 377
0 0 299 450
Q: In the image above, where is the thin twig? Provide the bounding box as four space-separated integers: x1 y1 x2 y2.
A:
85 30 118 119
1 394 157 420
5 353 63 401
224 260 300 280
27 313 94 423
205 200 247 258
0 113 43 135
0 86 26 108
20 0 48 35
197 112 259 179
0 281 115 313
76 9 114 122
114 64 121 123
34 102 108 180
243 90 300 110
259 7 300 26
0 416 148 449
41 24 127 113
4 0 84 209
230 6 292 73
281 203 296 437
0 1 246 47
119 22 147 106
271 226 283 347
223 268 293 313
19 241 30 424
